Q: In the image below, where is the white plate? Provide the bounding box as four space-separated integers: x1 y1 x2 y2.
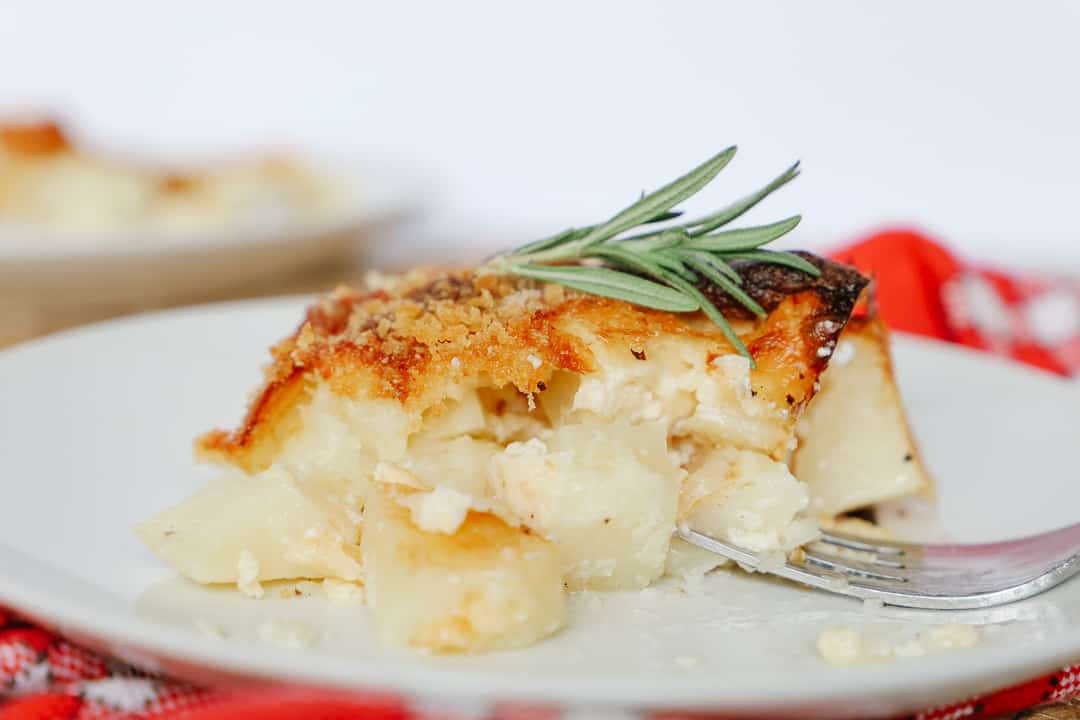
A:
0 154 423 307
1 299 1078 718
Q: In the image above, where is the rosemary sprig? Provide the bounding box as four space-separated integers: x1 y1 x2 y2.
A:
483 147 819 365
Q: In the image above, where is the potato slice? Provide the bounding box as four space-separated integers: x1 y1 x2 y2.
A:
489 418 680 591
793 315 933 517
683 447 817 553
363 484 565 653
135 465 363 585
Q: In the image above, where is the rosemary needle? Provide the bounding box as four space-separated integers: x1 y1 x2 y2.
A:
484 148 818 365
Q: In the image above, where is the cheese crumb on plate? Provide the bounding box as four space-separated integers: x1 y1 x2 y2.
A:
817 623 980 666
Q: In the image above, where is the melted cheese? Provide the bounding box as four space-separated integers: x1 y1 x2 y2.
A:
542 336 791 456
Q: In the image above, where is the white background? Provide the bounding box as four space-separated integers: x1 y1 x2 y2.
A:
1 0 1078 268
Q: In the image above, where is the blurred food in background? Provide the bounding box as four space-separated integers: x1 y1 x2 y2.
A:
0 120 351 237
0 119 419 349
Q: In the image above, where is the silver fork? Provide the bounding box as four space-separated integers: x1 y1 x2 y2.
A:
676 522 1080 609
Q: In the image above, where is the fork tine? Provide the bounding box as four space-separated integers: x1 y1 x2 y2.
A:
818 531 906 556
678 522 1080 610
807 542 907 569
799 550 908 583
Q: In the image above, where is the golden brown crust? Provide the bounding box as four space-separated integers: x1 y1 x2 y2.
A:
0 121 70 156
198 368 314 473
198 257 869 468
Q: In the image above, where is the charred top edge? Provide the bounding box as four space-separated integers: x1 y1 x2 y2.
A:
699 252 869 321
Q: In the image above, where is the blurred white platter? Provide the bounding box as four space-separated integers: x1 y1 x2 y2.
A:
0 298 1078 718
0 154 423 307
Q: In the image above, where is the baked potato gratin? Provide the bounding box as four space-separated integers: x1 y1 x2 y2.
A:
137 255 931 653
0 120 348 235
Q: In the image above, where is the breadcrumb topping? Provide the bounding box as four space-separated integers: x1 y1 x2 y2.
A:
198 257 867 469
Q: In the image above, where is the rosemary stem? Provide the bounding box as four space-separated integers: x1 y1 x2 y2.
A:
495 242 585 268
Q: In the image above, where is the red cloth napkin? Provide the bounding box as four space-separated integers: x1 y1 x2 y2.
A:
831 228 1080 376
3 229 1079 720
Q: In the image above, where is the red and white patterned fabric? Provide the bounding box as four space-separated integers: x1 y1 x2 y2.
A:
2 229 1078 720
830 228 1080 377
